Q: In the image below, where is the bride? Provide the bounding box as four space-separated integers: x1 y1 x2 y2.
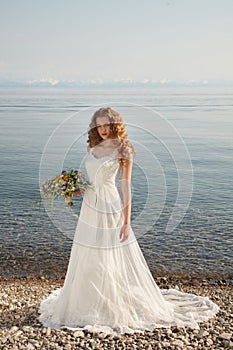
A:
38 107 219 335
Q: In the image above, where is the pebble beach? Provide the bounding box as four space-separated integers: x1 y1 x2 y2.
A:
0 276 232 350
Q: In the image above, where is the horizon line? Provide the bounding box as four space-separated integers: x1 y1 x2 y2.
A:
0 78 233 88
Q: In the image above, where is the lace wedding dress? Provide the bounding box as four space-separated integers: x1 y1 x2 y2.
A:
38 147 219 335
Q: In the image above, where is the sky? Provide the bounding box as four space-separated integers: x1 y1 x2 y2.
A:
0 0 233 84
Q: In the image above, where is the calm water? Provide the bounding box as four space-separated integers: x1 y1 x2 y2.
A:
0 87 232 279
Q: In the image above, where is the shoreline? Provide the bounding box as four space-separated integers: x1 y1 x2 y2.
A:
1 274 232 284
1 274 232 285
0 277 232 349
1 252 232 283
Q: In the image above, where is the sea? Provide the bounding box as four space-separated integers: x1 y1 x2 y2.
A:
0 86 232 280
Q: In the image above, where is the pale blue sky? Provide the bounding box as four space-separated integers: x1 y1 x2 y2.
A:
1 0 233 83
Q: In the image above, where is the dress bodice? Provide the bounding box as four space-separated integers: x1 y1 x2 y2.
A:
85 148 120 188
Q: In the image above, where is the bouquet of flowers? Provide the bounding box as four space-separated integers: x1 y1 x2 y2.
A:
40 168 92 208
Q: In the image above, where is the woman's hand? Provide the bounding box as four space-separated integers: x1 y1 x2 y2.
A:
63 189 82 200
73 189 82 197
119 224 131 243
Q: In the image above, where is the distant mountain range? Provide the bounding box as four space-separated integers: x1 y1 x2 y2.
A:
0 78 232 88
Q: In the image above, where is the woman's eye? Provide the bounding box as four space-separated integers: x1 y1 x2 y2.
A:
97 124 110 128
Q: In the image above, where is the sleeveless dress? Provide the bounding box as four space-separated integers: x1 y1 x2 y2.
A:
38 147 219 335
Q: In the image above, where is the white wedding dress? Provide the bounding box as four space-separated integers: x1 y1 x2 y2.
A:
38 147 219 335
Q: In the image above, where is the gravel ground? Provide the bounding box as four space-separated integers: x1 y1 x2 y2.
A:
0 277 232 350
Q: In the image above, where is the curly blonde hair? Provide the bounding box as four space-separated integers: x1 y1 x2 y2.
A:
87 107 135 166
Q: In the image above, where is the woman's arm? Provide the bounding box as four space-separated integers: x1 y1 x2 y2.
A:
119 160 133 243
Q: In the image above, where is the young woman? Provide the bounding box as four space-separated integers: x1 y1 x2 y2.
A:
39 107 219 335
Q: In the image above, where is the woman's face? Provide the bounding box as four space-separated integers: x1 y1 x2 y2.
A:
96 116 111 140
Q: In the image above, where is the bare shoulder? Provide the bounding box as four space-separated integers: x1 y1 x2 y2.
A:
118 139 135 159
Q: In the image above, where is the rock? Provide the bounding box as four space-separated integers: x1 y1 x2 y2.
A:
219 332 232 341
166 329 173 336
10 326 19 333
73 330 85 338
23 326 34 333
14 330 23 337
172 339 184 348
206 337 213 346
146 332 154 337
27 343 35 350
201 330 209 337
222 340 231 348
97 332 108 339
64 345 72 350
146 345 153 350
46 327 51 336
